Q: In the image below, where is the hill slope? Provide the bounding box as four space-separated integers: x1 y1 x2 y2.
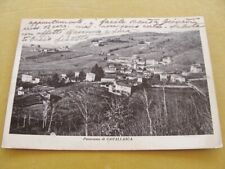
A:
19 31 204 73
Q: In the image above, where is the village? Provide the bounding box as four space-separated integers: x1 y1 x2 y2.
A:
16 53 206 97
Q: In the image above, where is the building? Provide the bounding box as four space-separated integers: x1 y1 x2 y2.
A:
160 74 169 81
17 90 24 96
143 71 151 77
190 64 203 73
170 74 186 83
104 65 117 74
146 59 158 66
145 41 151 45
123 69 132 74
162 57 172 65
181 71 189 76
135 57 146 67
42 48 56 53
136 68 144 73
17 87 24 96
101 77 116 83
146 66 155 72
132 62 137 69
75 72 80 78
61 74 67 79
114 81 132 95
153 68 163 74
22 74 33 83
126 76 136 80
57 46 70 52
86 73 95 82
32 78 40 84
137 77 143 83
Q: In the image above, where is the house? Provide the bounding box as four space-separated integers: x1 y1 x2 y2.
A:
190 64 203 73
61 74 67 79
160 74 169 81
32 78 40 84
132 62 137 69
22 74 33 83
75 72 80 78
136 59 146 66
153 68 163 74
101 77 116 83
100 82 112 89
114 81 132 95
137 77 143 83
126 76 136 80
17 90 24 96
145 41 151 45
181 71 189 76
136 68 144 73
86 73 95 82
91 39 107 47
146 66 155 72
123 69 132 74
104 65 117 74
162 57 172 65
146 59 158 66
170 74 186 83
42 48 56 53
137 64 145 70
17 87 24 96
143 71 151 77
91 39 100 47
63 77 71 84
57 46 70 52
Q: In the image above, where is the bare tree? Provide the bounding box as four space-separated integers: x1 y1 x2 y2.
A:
141 88 154 135
69 88 94 136
130 88 154 135
102 96 129 136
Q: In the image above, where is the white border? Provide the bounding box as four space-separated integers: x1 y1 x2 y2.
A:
1 17 223 150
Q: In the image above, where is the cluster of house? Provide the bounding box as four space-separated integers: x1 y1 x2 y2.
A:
21 74 40 84
29 44 70 53
17 58 204 97
107 55 172 73
16 74 41 96
100 79 137 96
98 56 204 95
74 72 96 82
90 38 129 47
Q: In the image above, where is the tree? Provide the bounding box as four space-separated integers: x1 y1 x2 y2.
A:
68 87 94 136
130 88 154 135
141 88 154 135
79 70 86 82
91 64 104 81
101 96 131 136
16 77 22 87
67 71 75 80
49 73 60 87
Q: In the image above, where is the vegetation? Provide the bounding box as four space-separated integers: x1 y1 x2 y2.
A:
91 64 104 81
10 82 213 136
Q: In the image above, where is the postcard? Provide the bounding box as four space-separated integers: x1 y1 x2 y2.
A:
2 17 222 150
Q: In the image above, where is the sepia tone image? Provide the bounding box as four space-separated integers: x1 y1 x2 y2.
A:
9 30 213 136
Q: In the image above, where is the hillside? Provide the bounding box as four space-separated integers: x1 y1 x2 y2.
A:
19 31 204 74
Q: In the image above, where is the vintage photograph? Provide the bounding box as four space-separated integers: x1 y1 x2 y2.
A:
10 31 213 136
2 18 222 150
